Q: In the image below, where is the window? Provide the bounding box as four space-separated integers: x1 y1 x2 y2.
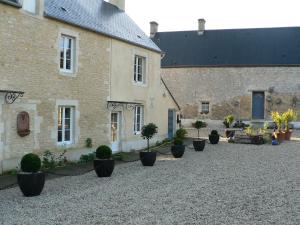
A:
22 0 36 14
134 55 145 84
201 102 209 114
134 106 143 134
58 107 74 144
60 35 75 73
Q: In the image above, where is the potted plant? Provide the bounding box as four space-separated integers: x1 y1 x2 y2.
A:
171 128 187 158
271 111 284 141
223 115 234 137
209 130 220 144
140 123 158 166
193 120 206 151
282 109 296 140
93 145 114 177
17 153 45 197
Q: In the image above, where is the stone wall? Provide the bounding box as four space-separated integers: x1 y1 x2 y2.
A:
0 4 178 172
162 67 300 120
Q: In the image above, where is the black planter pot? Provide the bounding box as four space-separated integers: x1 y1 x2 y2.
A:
171 145 185 158
193 139 206 151
140 151 157 166
17 172 45 197
93 159 115 177
209 135 220 144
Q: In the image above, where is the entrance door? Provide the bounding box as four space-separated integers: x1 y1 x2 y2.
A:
111 112 121 153
252 92 265 119
168 109 176 139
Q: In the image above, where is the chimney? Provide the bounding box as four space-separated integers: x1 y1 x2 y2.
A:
198 18 206 35
109 0 125 11
150 21 158 38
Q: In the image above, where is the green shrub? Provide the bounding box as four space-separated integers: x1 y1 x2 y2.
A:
173 137 183 145
79 152 96 163
21 153 41 173
175 128 187 140
210 130 219 136
42 150 67 169
223 115 234 128
85 138 93 148
96 145 112 159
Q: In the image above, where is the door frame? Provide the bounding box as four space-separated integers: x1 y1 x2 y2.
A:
251 91 265 120
168 109 176 139
110 111 122 153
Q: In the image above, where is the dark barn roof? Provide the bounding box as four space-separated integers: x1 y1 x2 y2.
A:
152 27 300 67
44 0 160 52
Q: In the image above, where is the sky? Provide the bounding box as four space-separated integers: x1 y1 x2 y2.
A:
126 0 300 35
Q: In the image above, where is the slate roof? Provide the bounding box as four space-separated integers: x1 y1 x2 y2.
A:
0 0 21 7
44 0 160 52
152 27 300 67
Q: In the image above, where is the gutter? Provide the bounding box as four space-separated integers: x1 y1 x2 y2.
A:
160 77 181 111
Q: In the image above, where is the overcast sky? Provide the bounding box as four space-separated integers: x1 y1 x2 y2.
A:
126 0 300 34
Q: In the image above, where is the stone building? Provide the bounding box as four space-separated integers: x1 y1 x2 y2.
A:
151 20 300 121
0 0 179 173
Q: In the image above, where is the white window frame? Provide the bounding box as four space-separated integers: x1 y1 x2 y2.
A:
57 106 74 145
134 105 144 135
201 102 210 114
134 55 146 85
22 0 36 14
60 35 75 73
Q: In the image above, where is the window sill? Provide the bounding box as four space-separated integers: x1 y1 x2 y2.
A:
133 82 147 87
57 142 74 148
59 70 76 77
134 131 141 135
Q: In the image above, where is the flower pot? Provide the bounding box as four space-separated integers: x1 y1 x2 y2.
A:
193 139 206 151
276 131 285 142
17 171 45 197
250 135 264 145
140 152 157 166
284 130 292 140
209 134 220 144
93 158 115 177
171 145 185 158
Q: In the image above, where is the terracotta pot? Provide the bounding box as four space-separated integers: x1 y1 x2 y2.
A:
276 131 285 142
284 130 292 140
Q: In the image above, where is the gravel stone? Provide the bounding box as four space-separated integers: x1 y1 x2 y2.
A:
0 141 299 225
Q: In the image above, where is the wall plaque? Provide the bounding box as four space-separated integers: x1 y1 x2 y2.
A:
17 111 30 137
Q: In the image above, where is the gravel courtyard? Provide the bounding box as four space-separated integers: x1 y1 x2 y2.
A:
0 141 299 225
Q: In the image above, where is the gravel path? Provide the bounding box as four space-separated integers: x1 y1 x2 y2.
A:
0 141 299 225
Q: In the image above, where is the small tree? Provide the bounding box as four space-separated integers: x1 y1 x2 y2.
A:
223 115 234 128
282 109 297 131
271 111 283 131
141 123 158 152
193 120 205 139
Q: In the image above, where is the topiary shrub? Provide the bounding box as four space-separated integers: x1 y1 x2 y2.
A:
141 123 158 152
173 137 183 145
175 128 187 140
193 120 206 139
20 153 41 173
210 130 219 136
96 145 112 159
